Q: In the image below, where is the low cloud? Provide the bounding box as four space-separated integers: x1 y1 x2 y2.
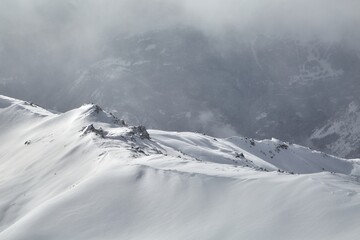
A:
195 110 238 137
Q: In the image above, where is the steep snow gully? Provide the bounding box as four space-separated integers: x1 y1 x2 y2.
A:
0 95 359 240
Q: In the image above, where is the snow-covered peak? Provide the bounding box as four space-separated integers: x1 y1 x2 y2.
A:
0 95 53 117
74 103 125 125
1 95 360 239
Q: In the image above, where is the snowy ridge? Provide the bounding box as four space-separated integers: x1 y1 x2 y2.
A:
0 95 360 240
151 131 358 175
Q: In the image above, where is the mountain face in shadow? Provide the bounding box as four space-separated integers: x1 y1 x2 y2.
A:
1 28 360 157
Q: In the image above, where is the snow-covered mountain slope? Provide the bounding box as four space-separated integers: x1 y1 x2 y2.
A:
1 95 360 240
311 101 360 158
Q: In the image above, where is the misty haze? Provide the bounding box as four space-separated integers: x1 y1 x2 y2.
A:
1 1 360 239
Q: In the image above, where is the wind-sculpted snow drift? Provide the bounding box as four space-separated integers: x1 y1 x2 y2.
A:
0 95 360 240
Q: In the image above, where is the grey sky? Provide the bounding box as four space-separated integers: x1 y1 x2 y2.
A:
2 0 360 44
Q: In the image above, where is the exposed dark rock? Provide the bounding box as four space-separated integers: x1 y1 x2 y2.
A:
235 152 245 158
82 124 106 138
275 143 289 153
128 126 150 140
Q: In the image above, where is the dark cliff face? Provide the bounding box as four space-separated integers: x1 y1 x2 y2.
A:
66 29 360 147
310 101 360 158
1 27 360 157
